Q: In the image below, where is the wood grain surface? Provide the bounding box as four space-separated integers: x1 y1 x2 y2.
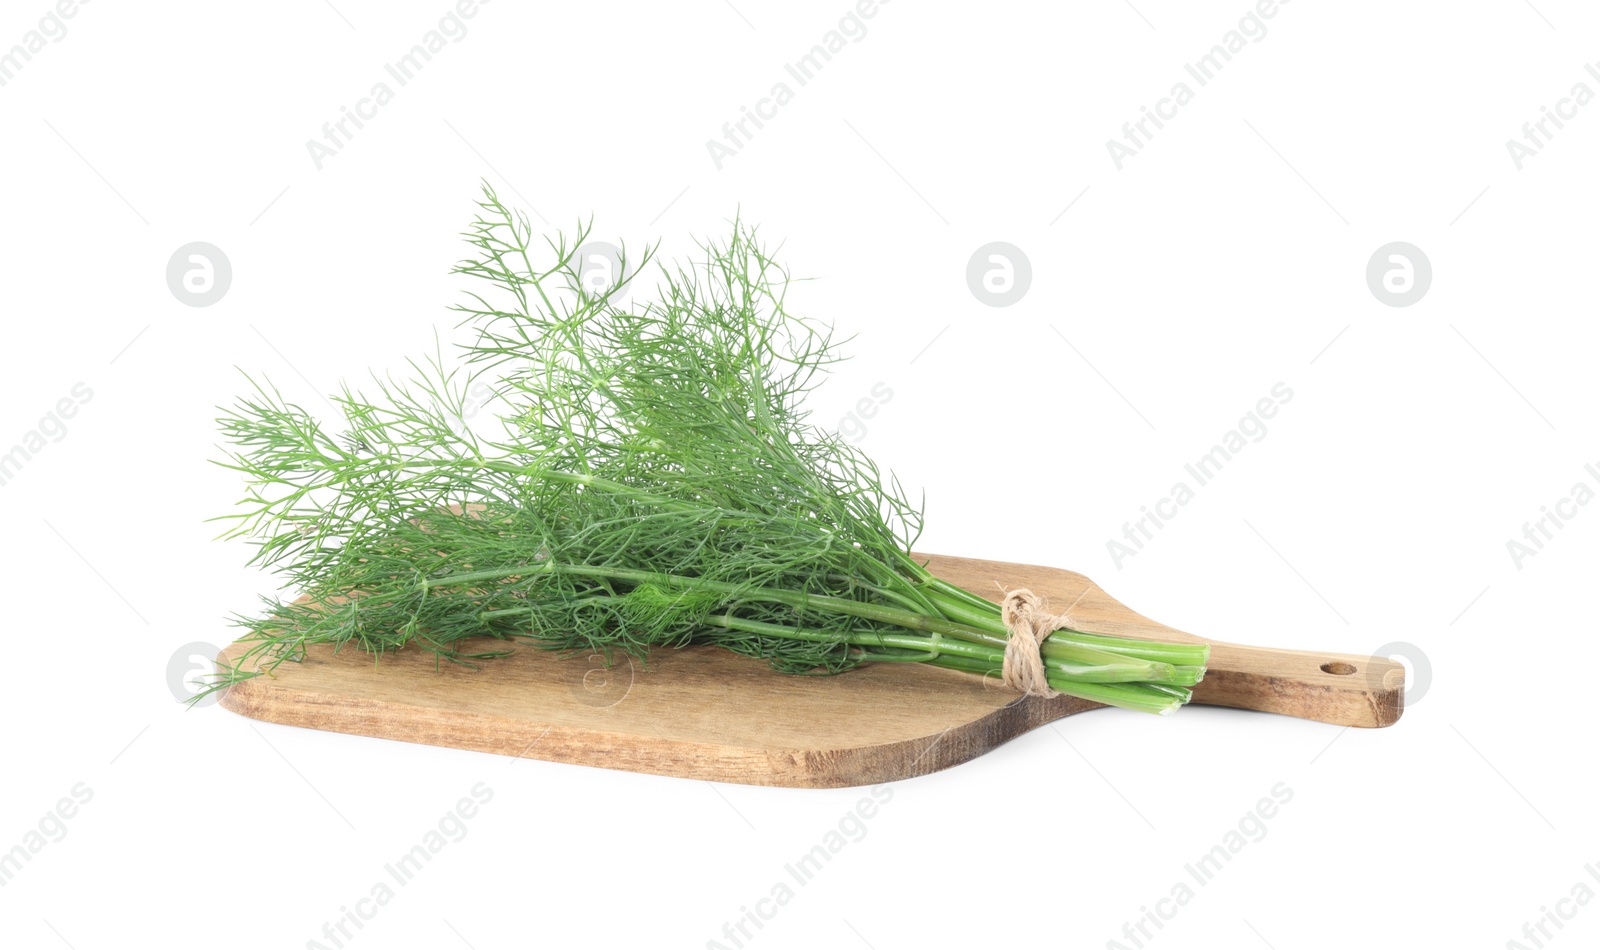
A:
217 553 1404 787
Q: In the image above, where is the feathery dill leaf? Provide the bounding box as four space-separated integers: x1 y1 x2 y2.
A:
204 184 1207 715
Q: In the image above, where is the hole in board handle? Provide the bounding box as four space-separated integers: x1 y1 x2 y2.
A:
1320 661 1358 675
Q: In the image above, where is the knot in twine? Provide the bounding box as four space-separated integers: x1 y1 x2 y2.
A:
999 588 1076 698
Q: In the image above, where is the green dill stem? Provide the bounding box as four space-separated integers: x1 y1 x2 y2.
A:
918 576 1210 668
1162 666 1207 688
699 614 1184 699
476 598 1174 685
437 561 1184 679
700 613 992 663
1056 631 1210 666
692 614 1175 685
436 563 1000 642
920 653 1185 715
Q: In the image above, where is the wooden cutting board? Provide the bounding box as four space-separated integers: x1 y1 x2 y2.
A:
217 553 1403 787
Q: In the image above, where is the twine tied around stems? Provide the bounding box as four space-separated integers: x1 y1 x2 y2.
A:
999 588 1075 697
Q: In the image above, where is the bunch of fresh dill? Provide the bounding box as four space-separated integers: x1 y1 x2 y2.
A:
207 185 1207 714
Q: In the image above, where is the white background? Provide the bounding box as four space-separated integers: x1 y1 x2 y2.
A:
2 1 1597 948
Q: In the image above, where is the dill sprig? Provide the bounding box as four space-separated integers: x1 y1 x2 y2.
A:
205 184 1207 714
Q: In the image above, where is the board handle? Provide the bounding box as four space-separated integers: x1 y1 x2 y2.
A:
914 554 1407 729
1190 641 1404 727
